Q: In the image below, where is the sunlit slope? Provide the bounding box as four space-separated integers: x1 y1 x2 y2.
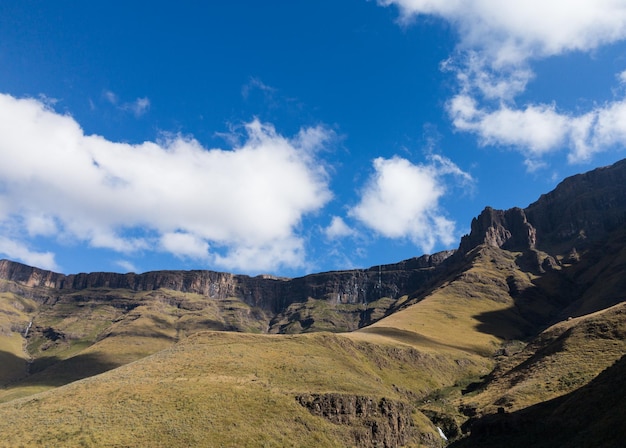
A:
357 245 540 356
0 330 485 447
0 288 270 403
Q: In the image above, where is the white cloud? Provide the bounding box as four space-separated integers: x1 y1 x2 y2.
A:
213 237 306 273
0 93 332 273
0 236 58 271
324 216 355 240
242 77 277 100
24 214 58 237
449 93 626 163
449 95 571 155
160 232 210 260
103 90 118 105
349 155 469 253
380 0 626 66
124 97 150 117
380 0 626 165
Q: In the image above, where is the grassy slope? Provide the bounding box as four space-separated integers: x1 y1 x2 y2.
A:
0 238 623 446
0 245 522 446
450 353 626 448
0 292 37 385
0 287 273 403
458 302 626 415
360 245 537 356
0 245 515 447
0 330 484 447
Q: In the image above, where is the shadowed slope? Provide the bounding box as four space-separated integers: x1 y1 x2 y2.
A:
460 302 626 415
450 354 626 448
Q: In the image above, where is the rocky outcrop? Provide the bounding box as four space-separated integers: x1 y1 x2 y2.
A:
458 207 536 255
296 393 419 448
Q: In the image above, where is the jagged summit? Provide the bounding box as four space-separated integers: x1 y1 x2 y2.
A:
458 158 626 257
458 206 536 254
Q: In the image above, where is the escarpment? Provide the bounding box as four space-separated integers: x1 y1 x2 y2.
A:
0 251 454 318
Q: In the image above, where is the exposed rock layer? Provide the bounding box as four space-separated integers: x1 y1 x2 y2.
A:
0 251 454 314
296 393 420 448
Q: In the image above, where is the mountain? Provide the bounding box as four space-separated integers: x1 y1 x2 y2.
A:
0 158 625 447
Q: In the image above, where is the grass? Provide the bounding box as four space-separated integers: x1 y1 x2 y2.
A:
1 235 624 446
458 301 626 415
0 292 36 385
269 296 396 334
359 246 537 358
0 330 473 447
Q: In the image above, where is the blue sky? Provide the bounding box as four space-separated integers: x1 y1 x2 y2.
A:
1 1 626 276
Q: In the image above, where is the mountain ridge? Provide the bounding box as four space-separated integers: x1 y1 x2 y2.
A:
1 158 626 446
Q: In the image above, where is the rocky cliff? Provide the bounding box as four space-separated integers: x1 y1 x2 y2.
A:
3 159 626 331
0 251 454 315
296 393 425 448
526 158 626 251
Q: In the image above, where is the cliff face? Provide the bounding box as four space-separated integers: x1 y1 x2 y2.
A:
525 158 626 251
0 251 454 315
296 393 427 448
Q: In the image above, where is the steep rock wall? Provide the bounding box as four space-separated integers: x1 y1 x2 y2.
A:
0 252 454 314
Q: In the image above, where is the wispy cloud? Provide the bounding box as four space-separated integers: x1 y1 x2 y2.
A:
103 90 150 117
123 97 150 117
115 259 139 273
241 77 277 100
0 93 332 273
103 90 119 105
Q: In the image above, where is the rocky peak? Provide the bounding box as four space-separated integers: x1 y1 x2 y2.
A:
457 158 626 257
458 206 536 255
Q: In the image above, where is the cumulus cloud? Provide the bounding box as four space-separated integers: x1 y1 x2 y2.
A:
324 216 356 240
380 0 626 165
160 232 210 260
449 95 571 155
380 0 626 66
449 93 626 163
0 93 332 273
349 155 470 253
